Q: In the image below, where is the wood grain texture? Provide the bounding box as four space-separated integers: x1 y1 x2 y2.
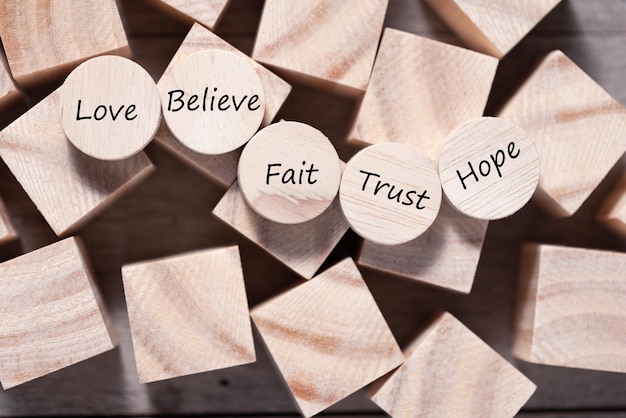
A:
0 237 116 390
238 121 341 224
424 0 561 58
143 0 231 29
349 28 498 160
499 50 626 217
212 180 349 279
597 170 626 237
251 258 404 418
0 0 129 87
370 312 536 418
438 117 540 220
514 244 626 373
0 88 154 237
60 56 161 161
0 63 20 110
121 245 255 384
253 0 389 94
358 200 488 294
0 194 18 246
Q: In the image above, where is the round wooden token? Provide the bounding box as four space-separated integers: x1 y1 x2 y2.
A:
159 50 265 155
238 121 342 224
438 117 540 220
60 55 161 161
339 142 442 245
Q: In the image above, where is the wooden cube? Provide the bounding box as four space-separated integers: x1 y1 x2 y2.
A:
154 23 291 187
499 51 626 217
212 181 349 279
143 0 230 29
349 28 498 160
122 246 255 384
253 0 389 95
370 312 536 418
0 89 154 237
425 0 562 58
0 237 116 389
597 170 626 237
358 200 488 294
0 0 129 87
514 244 626 373
252 258 404 418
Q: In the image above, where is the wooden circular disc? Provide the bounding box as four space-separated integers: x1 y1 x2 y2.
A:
60 55 161 161
339 143 442 245
438 117 540 220
159 50 265 155
238 121 341 224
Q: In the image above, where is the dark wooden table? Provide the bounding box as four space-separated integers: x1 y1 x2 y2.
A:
1 0 626 416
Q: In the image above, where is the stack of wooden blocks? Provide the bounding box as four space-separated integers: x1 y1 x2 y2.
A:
0 0 625 417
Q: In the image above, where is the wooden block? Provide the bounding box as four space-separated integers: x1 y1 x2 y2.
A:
340 142 442 245
349 28 498 160
438 117 540 220
0 237 116 390
358 200 488 294
121 245 255 384
159 50 265 155
154 23 291 186
0 0 129 87
369 312 536 418
498 51 626 217
251 258 404 418
252 0 389 95
514 244 626 373
597 170 626 237
60 56 161 161
0 194 18 246
143 0 230 29
0 89 154 237
0 61 21 110
212 180 349 279
424 0 562 58
238 121 341 224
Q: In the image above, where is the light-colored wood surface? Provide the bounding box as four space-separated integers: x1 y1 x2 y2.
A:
213 180 349 279
439 117 540 220
0 194 18 246
0 237 116 390
597 170 626 237
514 244 626 373
0 0 129 87
1 0 626 416
252 0 389 95
358 199 488 293
251 258 404 418
160 49 265 154
121 245 255 384
498 50 626 218
340 142 442 245
60 56 161 161
0 62 21 110
424 0 561 58
143 0 231 29
349 28 498 160
370 312 536 418
238 121 341 224
0 88 154 237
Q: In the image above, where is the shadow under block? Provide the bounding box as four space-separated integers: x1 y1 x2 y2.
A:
252 0 389 94
154 23 291 187
143 0 230 29
597 170 626 237
424 0 561 58
0 0 129 87
121 246 255 384
498 50 626 217
212 181 349 279
370 312 536 418
358 200 488 294
0 237 116 390
514 244 626 373
251 258 404 418
349 28 498 160
0 89 154 237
